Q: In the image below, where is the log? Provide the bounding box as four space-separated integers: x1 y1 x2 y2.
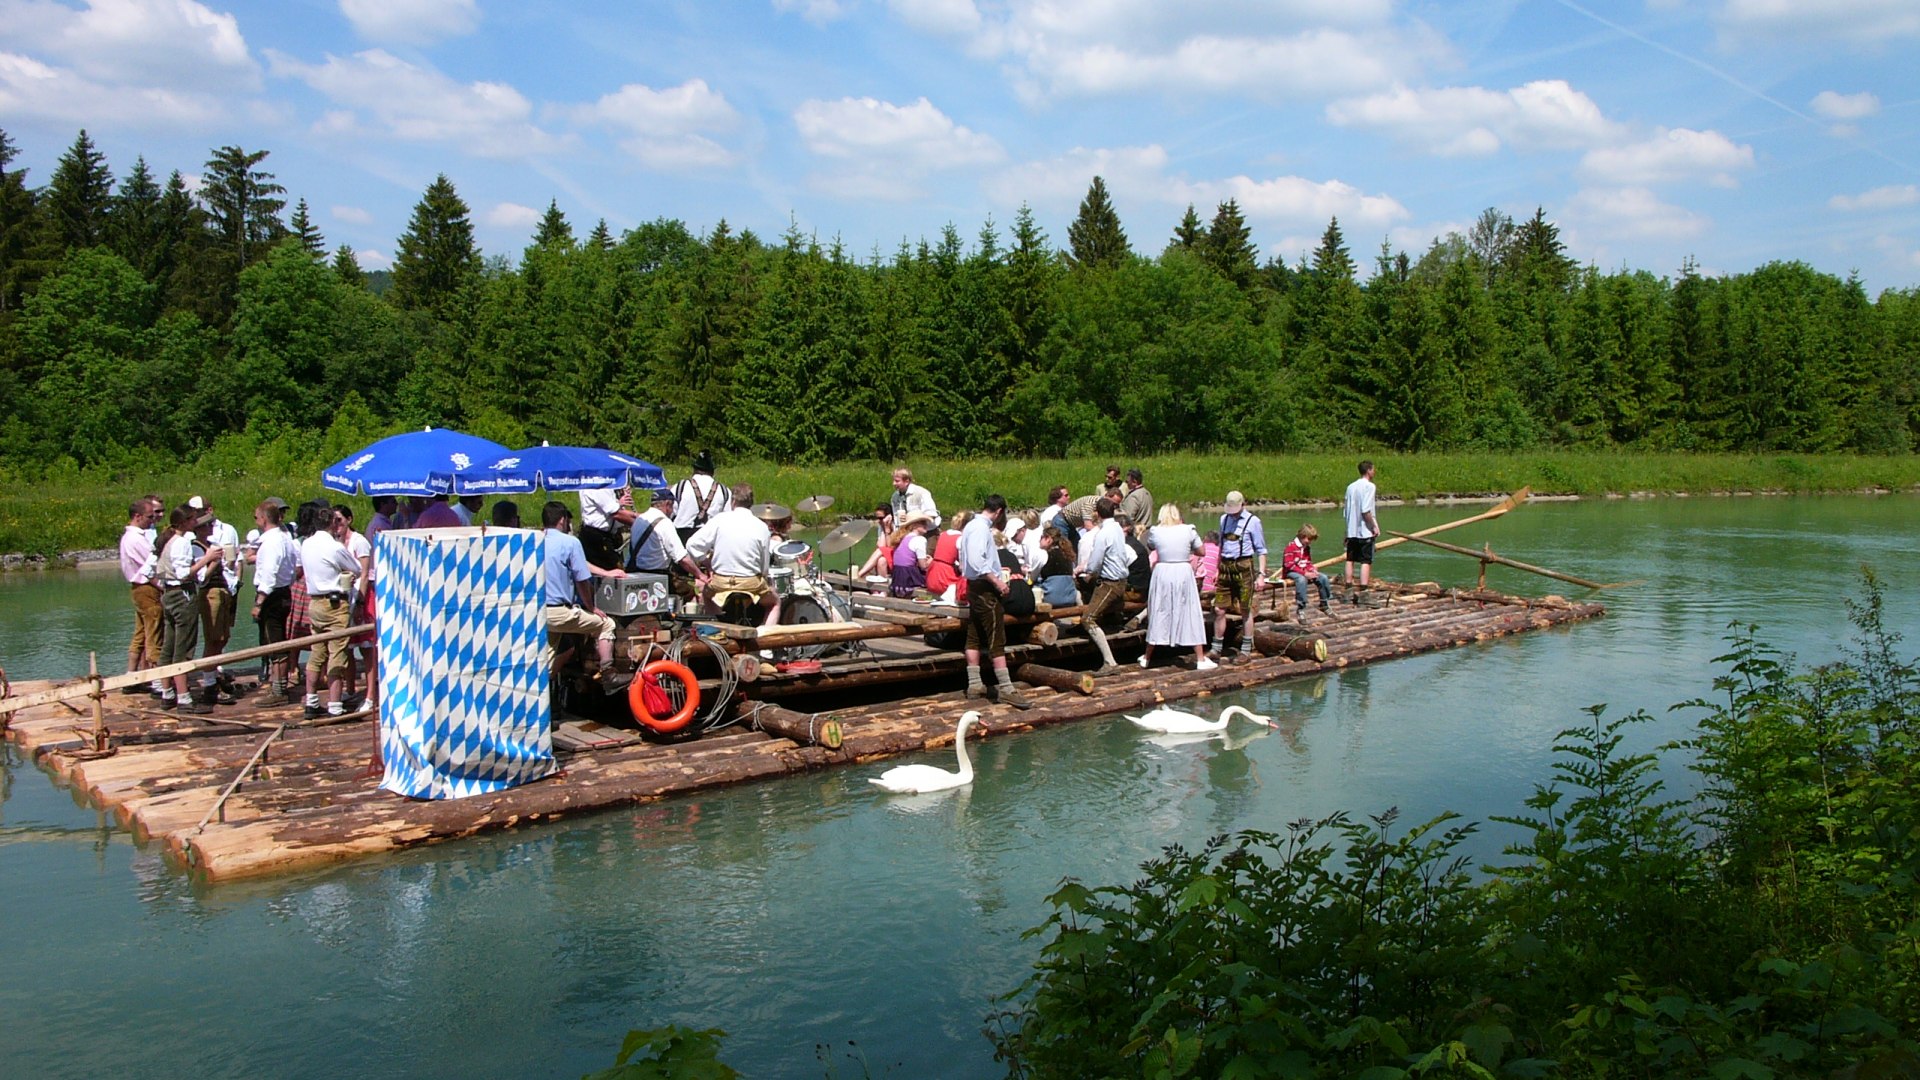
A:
1382 531 1609 591
1026 620 1059 646
1014 663 1095 696
1251 629 1330 663
732 654 762 683
747 704 844 749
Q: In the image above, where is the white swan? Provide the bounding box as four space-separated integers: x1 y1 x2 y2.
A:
1125 704 1274 734
870 711 980 794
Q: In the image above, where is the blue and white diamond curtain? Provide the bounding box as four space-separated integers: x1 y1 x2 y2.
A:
376 527 554 799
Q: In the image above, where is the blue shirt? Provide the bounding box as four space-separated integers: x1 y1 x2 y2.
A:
1218 511 1266 560
543 528 591 605
958 514 1000 580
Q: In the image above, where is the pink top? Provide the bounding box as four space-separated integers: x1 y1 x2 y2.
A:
120 525 154 584
414 501 464 528
1198 541 1220 593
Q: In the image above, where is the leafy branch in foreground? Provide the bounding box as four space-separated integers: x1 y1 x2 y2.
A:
993 571 1920 1078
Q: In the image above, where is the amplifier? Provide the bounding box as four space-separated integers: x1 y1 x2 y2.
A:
596 574 676 617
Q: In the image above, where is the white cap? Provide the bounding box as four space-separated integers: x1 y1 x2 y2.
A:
245 528 261 544
1224 490 1245 511
187 495 207 510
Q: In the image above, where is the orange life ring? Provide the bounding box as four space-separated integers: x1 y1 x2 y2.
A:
628 659 700 733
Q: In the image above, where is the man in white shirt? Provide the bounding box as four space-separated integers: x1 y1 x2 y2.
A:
626 488 708 603
671 450 732 542
251 500 300 702
578 481 635 571
120 497 162 688
1038 486 1071 536
686 483 778 627
890 468 941 530
1342 459 1380 598
301 506 367 719
957 495 1031 708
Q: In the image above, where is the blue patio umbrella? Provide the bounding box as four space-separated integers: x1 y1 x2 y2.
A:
474 443 667 492
321 428 514 497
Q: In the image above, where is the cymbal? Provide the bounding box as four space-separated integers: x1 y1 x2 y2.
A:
818 517 875 554
796 494 835 513
752 502 792 522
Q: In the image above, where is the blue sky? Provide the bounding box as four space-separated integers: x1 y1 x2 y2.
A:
3 0 1917 291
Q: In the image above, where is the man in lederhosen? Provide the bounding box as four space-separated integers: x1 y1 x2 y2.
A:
958 494 1032 708
1074 497 1132 671
1210 490 1268 664
672 451 733 543
626 487 708 604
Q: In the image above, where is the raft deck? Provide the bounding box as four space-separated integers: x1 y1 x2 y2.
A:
3 582 1602 882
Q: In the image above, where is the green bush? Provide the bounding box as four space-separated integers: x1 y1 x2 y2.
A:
993 573 1920 1077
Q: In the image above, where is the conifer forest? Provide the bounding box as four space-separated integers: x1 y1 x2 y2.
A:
2 130 1915 475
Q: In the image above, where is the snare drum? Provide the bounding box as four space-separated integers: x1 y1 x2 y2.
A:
768 566 796 596
772 539 812 569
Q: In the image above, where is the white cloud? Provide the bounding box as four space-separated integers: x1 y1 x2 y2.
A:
1810 89 1881 119
986 144 1173 207
795 96 1002 165
358 248 393 270
0 49 226 127
887 0 983 37
1564 187 1706 240
267 48 568 159
1719 0 1920 46
0 0 260 90
571 79 740 169
772 0 852 24
339 0 478 45
331 204 374 225
1327 79 1621 156
1174 174 1410 229
796 96 1004 201
1580 127 1754 187
1029 30 1409 100
483 202 542 229
1830 184 1920 211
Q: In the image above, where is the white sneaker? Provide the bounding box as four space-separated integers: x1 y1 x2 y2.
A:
1196 658 1218 671
1137 656 1148 668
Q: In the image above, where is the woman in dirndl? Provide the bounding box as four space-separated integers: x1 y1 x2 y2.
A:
1140 504 1214 671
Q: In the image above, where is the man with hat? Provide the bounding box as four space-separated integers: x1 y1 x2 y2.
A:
686 483 779 627
626 486 708 603
1210 490 1268 663
188 495 242 698
671 451 732 543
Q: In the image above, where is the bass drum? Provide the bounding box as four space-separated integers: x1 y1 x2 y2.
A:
777 594 849 661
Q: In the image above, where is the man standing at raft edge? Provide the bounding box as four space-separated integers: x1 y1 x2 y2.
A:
1343 460 1380 601
959 494 1032 709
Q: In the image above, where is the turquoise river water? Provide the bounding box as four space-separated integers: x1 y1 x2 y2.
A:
1 495 1916 1078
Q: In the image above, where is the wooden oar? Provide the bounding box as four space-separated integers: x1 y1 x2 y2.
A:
1384 531 1616 591
1308 486 1532 574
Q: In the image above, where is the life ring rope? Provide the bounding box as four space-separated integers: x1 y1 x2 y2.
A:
628 659 700 733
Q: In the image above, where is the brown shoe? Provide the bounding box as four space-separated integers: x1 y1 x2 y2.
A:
997 686 1033 710
965 685 988 699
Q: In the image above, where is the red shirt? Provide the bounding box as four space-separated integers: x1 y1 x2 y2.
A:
1282 538 1315 577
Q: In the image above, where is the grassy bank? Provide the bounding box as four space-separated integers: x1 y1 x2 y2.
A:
3 451 1916 560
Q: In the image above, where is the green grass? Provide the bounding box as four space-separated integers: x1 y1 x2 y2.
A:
3 451 1916 560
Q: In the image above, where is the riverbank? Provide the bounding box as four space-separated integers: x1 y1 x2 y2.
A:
3 451 1915 564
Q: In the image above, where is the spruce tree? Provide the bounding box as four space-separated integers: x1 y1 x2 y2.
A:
107 156 161 277
0 129 42 312
1066 175 1129 269
1171 204 1205 251
1201 199 1257 288
587 218 613 252
390 174 481 317
290 198 326 259
43 129 114 251
533 199 573 249
200 145 286 269
333 245 365 288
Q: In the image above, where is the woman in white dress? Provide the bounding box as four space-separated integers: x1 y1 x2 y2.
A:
1141 504 1216 671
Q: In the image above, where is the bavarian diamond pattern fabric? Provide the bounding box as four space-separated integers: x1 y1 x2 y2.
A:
376 527 555 799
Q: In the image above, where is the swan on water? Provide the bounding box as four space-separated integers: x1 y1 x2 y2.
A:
870 711 980 794
1124 704 1275 734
